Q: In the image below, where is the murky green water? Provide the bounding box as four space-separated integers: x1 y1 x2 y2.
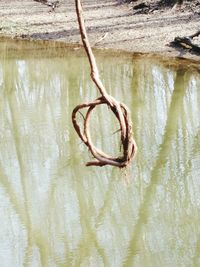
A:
0 39 200 267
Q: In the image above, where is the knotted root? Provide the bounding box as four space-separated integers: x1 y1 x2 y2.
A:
72 0 137 167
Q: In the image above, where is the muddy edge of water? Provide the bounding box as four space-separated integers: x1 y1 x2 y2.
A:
0 37 200 74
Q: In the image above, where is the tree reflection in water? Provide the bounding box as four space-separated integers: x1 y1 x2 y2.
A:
0 40 200 267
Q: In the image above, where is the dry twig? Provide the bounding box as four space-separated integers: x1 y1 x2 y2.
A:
72 0 137 167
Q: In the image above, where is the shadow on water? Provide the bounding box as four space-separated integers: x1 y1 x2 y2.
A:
0 40 200 267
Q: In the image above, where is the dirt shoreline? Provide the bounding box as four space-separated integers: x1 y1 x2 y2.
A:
0 0 199 61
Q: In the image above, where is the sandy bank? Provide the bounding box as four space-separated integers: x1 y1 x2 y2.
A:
0 0 199 61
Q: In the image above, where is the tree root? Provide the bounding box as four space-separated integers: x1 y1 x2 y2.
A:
72 0 137 167
170 30 200 55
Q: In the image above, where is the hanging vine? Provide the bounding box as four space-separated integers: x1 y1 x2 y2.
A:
72 0 137 167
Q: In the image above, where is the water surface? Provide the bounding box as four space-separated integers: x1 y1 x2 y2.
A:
0 39 200 267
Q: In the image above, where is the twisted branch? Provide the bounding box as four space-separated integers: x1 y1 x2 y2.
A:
72 0 137 167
